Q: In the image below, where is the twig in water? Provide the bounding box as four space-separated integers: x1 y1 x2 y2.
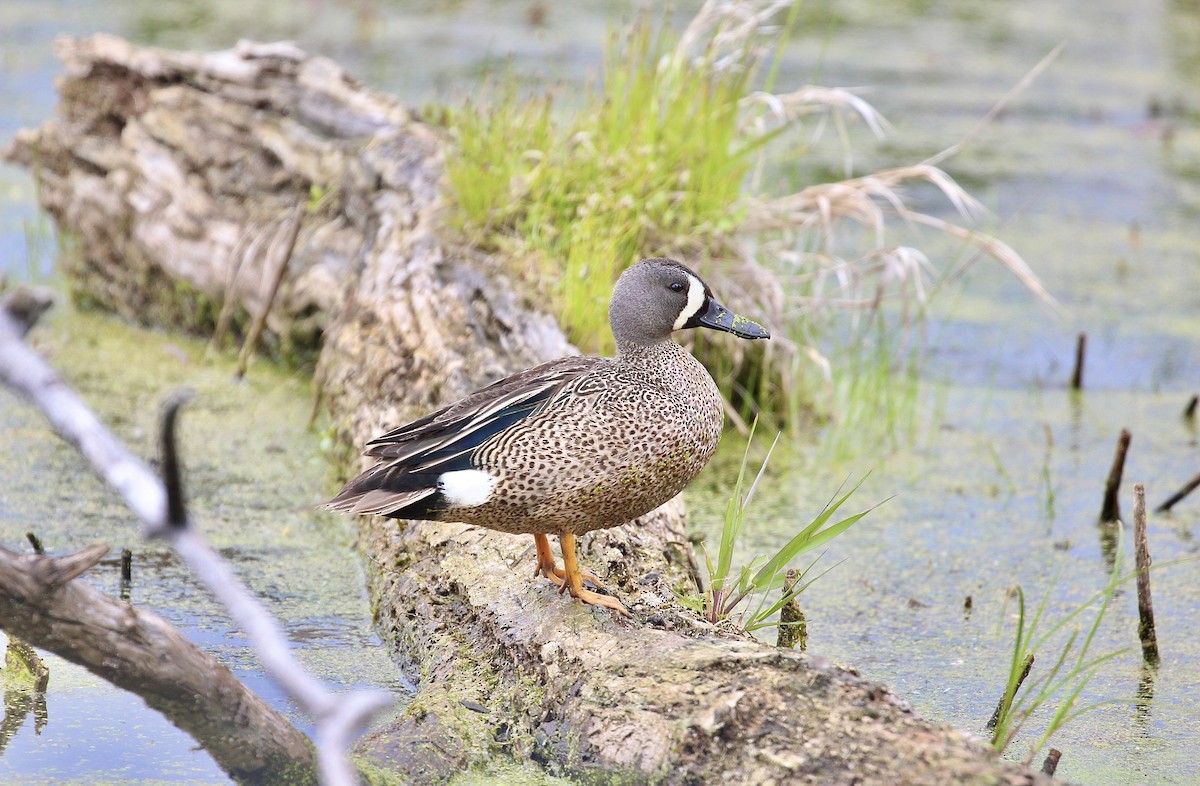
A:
1040 748 1062 777
159 390 194 529
1184 394 1198 421
0 287 54 338
24 532 44 555
1156 471 1200 513
235 205 305 379
1099 430 1131 523
120 548 132 601
1132 484 1159 666
775 569 808 650
986 652 1033 731
1070 333 1086 391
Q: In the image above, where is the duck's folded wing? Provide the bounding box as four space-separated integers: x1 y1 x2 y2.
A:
323 357 601 517
363 356 601 468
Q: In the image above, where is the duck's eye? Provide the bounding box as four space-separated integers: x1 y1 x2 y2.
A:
669 282 685 292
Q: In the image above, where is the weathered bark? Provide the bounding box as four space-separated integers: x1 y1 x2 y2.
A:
0 543 316 783
6 35 1055 785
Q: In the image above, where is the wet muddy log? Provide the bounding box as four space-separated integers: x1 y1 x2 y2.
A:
6 35 1053 785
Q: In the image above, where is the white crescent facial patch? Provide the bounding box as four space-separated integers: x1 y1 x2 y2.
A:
672 273 706 331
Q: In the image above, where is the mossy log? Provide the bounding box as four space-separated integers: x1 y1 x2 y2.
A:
5 35 1053 785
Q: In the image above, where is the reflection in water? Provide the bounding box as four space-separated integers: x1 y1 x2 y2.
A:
1038 421 1056 524
1135 661 1156 732
0 639 49 756
1098 519 1121 574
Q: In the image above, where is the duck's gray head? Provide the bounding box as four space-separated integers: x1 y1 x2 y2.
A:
608 258 770 351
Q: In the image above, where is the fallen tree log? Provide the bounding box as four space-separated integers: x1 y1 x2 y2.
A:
6 35 1053 785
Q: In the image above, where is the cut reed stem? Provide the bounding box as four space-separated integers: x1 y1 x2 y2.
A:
987 652 1034 731
1070 332 1086 391
1133 484 1159 666
1099 430 1131 523
1040 748 1062 777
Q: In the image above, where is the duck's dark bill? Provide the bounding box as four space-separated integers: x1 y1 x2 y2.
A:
685 299 771 340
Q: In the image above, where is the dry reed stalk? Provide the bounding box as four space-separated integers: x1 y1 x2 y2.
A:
235 205 304 379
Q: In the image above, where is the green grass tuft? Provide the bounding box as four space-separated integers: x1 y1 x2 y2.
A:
443 15 766 355
988 525 1129 763
682 418 880 634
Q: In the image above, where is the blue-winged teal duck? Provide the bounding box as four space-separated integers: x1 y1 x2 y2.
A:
325 258 769 615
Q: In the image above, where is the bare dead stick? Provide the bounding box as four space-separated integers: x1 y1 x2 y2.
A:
24 532 44 555
1185 394 1198 421
1040 748 1062 777
208 225 257 353
1133 484 1160 665
1156 471 1200 513
1100 430 1131 523
1070 332 1086 391
986 652 1034 731
235 205 305 379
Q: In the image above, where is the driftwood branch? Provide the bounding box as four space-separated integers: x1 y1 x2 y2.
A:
5 34 1055 785
0 291 389 785
0 543 313 783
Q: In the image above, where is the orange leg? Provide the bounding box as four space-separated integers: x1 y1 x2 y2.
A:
559 532 629 616
532 533 605 590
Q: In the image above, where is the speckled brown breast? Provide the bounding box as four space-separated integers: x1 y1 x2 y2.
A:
443 341 724 535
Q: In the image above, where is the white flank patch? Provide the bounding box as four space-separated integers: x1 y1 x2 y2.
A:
672 273 706 331
437 469 498 507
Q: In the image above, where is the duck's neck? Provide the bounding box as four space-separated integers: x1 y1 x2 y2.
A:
615 336 695 372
